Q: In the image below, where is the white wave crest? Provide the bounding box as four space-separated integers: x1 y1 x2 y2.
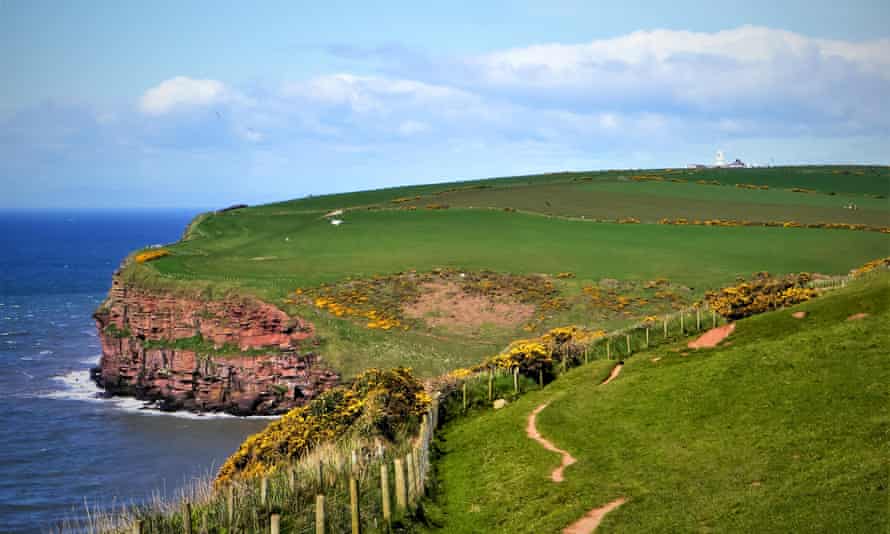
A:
44 367 279 421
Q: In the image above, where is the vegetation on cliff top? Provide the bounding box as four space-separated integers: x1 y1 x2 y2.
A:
105 165 888 379
216 367 429 484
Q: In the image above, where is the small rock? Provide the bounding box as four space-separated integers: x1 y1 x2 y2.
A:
493 399 508 410
791 311 807 319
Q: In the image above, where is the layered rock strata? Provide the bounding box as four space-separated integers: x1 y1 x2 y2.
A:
93 273 339 415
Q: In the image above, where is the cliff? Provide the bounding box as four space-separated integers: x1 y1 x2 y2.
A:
93 272 339 415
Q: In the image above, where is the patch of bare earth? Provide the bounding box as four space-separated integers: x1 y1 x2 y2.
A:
526 403 576 483
792 311 807 319
563 498 627 534
847 312 869 321
688 323 736 349
403 281 534 333
601 362 624 385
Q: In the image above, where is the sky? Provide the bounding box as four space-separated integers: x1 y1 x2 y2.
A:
2 1 889 209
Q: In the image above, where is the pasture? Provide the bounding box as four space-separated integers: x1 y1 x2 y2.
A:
132 165 888 378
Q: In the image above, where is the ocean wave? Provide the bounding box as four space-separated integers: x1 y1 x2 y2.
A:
44 369 279 421
38 350 53 355
0 331 28 337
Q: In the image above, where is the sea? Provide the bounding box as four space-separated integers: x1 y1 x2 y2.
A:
0 210 270 533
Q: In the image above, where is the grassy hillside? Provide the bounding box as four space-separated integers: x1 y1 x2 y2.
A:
422 273 890 533
126 165 888 378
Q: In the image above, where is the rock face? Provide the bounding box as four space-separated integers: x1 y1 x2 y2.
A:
93 273 339 415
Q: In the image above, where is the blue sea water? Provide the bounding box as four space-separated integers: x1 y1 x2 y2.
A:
0 210 269 533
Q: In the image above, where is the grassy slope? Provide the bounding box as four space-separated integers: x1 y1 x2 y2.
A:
155 209 888 291
129 165 888 378
424 273 889 533
419 180 890 226
259 166 889 211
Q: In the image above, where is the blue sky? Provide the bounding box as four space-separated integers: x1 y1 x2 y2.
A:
2 1 889 208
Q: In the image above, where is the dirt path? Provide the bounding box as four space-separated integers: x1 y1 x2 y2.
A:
526 403 576 482
600 362 624 385
687 322 736 349
563 498 627 534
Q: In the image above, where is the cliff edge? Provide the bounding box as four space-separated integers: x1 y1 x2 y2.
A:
93 272 339 415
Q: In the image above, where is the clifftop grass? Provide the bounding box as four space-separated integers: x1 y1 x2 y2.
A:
110 165 889 378
422 273 890 533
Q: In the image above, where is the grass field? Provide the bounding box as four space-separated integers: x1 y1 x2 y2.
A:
126 165 889 379
257 165 889 212
421 273 890 533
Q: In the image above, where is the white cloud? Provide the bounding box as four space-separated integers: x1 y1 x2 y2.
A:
398 120 429 136
139 76 229 115
468 25 890 127
282 74 476 113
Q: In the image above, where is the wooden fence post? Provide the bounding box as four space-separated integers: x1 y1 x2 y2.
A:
645 327 650 348
288 466 295 490
394 458 406 513
712 310 717 328
316 459 324 490
680 312 685 333
381 462 391 523
607 338 611 360
513 367 519 394
131 520 143 534
626 334 631 354
462 382 468 412
406 453 416 505
227 485 235 527
584 346 589 364
183 502 192 534
270 513 281 534
350 476 360 534
538 368 543 388
696 309 701 331
261 476 268 507
663 318 668 338
315 494 325 534
488 369 493 401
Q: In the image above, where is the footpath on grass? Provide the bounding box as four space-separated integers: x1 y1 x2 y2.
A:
525 320 739 533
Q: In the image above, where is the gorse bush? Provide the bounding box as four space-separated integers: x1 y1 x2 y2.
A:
705 273 817 320
850 256 890 277
216 367 428 485
134 248 170 263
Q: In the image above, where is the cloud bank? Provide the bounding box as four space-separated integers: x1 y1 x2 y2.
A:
3 26 889 207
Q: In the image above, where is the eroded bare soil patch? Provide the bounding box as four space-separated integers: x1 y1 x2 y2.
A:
403 281 535 333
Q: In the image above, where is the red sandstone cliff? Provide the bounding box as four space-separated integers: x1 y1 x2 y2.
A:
93 273 339 415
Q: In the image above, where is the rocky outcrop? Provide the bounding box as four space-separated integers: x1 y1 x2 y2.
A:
93 273 339 415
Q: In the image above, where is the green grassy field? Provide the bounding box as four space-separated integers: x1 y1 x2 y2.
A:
126 165 889 379
258 165 889 212
421 273 890 533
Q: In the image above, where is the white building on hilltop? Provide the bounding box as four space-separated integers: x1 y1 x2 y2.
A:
688 151 747 169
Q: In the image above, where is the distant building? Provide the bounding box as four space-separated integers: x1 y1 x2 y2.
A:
687 151 747 169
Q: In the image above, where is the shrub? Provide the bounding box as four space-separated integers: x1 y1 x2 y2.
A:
134 248 170 263
216 367 428 485
705 273 817 319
